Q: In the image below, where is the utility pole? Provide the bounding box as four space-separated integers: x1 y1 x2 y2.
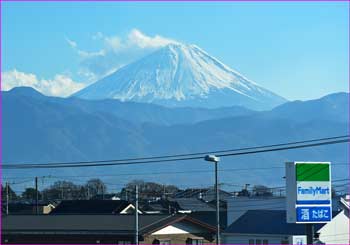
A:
135 185 139 245
87 185 90 200
61 182 64 200
35 177 39 215
215 160 220 245
6 182 9 215
306 224 314 244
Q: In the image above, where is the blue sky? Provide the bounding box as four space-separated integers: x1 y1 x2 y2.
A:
2 1 349 100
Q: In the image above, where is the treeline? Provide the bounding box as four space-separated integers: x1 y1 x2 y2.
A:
2 179 312 202
1 178 106 201
1 179 181 202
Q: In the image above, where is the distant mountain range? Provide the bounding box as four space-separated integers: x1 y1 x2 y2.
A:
73 43 286 110
3 87 348 187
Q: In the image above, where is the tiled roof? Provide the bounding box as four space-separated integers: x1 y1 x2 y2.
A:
173 198 216 212
49 200 131 214
224 210 326 235
3 214 216 235
2 214 169 234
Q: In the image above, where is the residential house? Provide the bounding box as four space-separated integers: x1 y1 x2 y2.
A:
140 198 218 214
2 214 217 244
49 199 141 214
188 211 227 230
139 200 171 214
2 201 55 215
226 196 286 226
207 199 227 211
140 199 227 229
141 214 216 244
222 210 324 244
226 196 343 227
171 198 216 213
317 195 350 244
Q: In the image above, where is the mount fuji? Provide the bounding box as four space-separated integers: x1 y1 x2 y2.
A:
73 43 287 110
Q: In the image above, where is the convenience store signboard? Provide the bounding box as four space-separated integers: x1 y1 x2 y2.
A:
286 162 332 223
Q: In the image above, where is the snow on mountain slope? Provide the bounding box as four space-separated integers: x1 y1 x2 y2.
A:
73 43 286 110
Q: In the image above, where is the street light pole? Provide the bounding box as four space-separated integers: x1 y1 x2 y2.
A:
205 155 220 245
6 182 9 215
135 185 139 245
35 177 39 215
214 160 220 245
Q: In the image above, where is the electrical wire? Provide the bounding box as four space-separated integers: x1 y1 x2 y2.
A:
3 136 349 169
4 135 348 167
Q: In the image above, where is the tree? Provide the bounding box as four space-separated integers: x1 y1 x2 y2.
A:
85 179 107 199
1 184 19 201
42 181 84 201
22 187 42 200
252 185 273 197
121 180 180 201
237 188 250 197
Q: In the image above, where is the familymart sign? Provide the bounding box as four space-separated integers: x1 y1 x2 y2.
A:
286 162 332 223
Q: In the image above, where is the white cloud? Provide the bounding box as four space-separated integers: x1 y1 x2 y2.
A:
127 29 177 48
92 32 104 40
105 36 122 51
68 29 178 82
77 49 105 59
66 38 77 48
2 69 86 97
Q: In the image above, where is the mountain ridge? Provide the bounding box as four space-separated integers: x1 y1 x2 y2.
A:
5 87 255 126
3 88 348 186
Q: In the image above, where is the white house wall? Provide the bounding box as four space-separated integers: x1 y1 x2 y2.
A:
318 210 349 244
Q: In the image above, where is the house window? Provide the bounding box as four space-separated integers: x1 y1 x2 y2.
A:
159 240 171 245
248 239 268 245
118 241 131 244
191 239 203 245
186 238 204 245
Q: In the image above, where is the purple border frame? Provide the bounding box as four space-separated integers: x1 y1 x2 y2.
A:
0 0 349 2
0 0 349 245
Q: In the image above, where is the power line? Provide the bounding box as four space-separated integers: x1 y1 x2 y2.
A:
5 177 348 193
4 135 347 167
216 138 348 158
3 163 348 180
3 136 349 169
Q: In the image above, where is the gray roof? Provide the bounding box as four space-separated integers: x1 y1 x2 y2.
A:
188 211 227 229
2 214 216 235
50 200 131 214
2 214 169 234
173 198 216 212
224 210 326 235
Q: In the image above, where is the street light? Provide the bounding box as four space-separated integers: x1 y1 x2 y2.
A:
205 155 220 245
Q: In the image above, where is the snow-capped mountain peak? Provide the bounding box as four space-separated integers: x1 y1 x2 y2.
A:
73 43 286 110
